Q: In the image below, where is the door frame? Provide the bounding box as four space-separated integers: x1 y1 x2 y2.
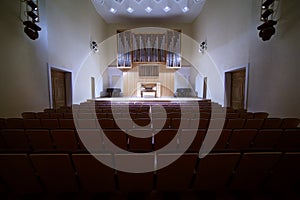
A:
47 64 73 108
224 63 249 110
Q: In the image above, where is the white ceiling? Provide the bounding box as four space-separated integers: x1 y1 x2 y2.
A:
92 0 206 23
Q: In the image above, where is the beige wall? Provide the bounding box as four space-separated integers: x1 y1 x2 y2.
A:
1 0 299 118
0 0 49 117
46 0 108 104
0 0 108 117
247 0 300 117
192 0 300 118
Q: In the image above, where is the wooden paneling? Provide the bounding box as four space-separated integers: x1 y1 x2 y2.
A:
123 63 175 97
51 70 66 109
231 69 245 110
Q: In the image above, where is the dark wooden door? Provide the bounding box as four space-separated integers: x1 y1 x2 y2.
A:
231 69 245 110
51 69 66 109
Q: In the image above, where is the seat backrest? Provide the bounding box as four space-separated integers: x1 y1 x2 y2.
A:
154 129 178 151
227 129 257 149
26 129 54 151
211 129 232 151
171 118 190 129
1 129 30 151
36 112 50 119
277 129 300 151
114 118 134 130
77 129 104 152
239 112 254 119
179 129 205 152
30 154 79 193
253 112 269 119
22 112 37 119
24 119 42 129
261 118 282 129
115 153 154 192
51 129 79 151
40 119 60 129
243 119 264 129
0 118 5 129
152 118 171 129
280 118 300 129
252 129 282 150
72 153 115 192
98 118 116 129
75 119 99 129
156 153 198 191
230 152 281 191
49 112 64 119
59 119 75 129
0 154 42 194
5 118 24 129
194 153 240 191
103 129 128 152
264 153 300 193
225 119 246 129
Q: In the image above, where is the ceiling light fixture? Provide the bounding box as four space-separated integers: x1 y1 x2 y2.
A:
27 11 39 21
257 20 277 41
262 0 275 9
194 0 202 4
163 6 171 12
182 6 189 13
145 6 152 13
110 7 117 13
94 0 104 5
114 0 124 5
199 40 207 54
261 9 274 21
27 0 38 11
127 7 134 13
23 21 41 40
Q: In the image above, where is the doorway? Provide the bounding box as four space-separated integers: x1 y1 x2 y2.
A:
225 67 247 110
50 68 72 109
203 77 207 99
91 77 95 99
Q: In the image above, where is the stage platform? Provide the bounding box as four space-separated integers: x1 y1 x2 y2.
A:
93 96 204 102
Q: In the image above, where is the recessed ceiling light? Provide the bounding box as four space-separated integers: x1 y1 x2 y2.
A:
127 7 134 13
145 6 152 13
154 0 162 3
110 7 117 13
98 0 104 5
194 0 202 4
135 0 143 3
114 0 124 5
163 6 171 12
182 6 189 13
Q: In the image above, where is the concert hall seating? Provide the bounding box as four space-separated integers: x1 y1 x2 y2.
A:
0 100 299 199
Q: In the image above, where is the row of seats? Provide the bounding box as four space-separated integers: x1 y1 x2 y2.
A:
1 117 299 130
0 152 299 194
0 128 299 153
21 110 268 119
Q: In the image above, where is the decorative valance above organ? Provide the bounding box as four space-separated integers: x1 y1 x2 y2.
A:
117 30 181 69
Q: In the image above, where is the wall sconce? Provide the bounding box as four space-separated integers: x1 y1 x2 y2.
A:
21 0 41 40
257 0 279 41
90 41 99 53
199 40 207 54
